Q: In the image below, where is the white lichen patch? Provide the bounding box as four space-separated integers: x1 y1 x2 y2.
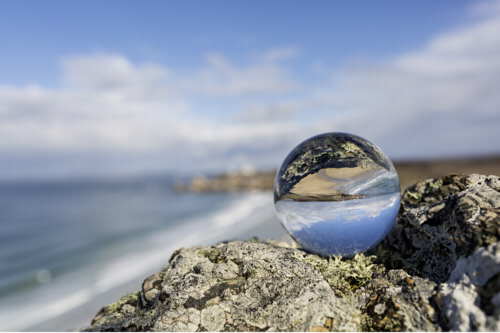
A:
200 305 226 331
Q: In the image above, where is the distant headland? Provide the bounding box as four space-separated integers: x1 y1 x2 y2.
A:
174 155 500 194
174 169 276 193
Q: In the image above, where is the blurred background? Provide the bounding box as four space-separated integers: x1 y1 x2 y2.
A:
1 0 499 330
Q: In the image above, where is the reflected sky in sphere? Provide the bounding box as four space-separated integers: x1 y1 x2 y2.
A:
274 132 401 257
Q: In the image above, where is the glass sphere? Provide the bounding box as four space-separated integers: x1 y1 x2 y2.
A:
274 133 400 257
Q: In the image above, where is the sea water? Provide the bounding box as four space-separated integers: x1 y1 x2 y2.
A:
0 178 284 331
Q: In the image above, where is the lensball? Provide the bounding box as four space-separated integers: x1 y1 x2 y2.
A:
274 133 400 257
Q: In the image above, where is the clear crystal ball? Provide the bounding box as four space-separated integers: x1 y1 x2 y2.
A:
274 133 400 257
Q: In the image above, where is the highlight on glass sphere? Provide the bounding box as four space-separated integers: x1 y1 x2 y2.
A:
274 133 400 257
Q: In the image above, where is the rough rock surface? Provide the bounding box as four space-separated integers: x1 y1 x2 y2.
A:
84 174 500 332
86 241 362 332
384 174 500 283
436 241 500 331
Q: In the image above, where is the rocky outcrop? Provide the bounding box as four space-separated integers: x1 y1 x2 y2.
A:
383 174 500 283
86 241 362 332
436 242 500 331
84 173 500 332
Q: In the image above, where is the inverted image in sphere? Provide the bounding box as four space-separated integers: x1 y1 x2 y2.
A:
274 133 400 257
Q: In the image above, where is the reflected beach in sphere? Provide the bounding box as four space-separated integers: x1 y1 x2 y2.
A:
274 133 401 257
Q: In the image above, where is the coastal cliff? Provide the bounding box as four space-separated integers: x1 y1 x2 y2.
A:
84 173 500 332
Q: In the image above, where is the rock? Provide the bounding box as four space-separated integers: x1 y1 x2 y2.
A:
84 241 444 332
384 174 500 283
84 241 362 332
83 173 500 332
359 269 440 331
436 242 500 331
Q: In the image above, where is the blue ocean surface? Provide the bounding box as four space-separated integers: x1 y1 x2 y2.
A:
0 177 287 331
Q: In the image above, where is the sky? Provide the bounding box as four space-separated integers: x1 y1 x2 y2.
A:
1 0 499 179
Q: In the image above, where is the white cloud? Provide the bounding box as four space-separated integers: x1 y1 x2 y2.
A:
63 54 169 92
262 47 300 62
239 99 322 123
0 55 188 154
0 50 304 177
472 0 500 15
1 0 500 179
308 1 500 158
181 47 300 96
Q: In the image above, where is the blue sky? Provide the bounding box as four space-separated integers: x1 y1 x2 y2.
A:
1 0 499 179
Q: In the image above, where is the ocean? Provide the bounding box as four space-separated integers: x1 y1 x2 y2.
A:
0 177 290 331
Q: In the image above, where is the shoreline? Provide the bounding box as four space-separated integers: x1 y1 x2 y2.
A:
1 191 287 332
174 155 500 194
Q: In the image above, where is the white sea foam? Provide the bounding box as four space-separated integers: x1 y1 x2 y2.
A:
0 192 274 331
